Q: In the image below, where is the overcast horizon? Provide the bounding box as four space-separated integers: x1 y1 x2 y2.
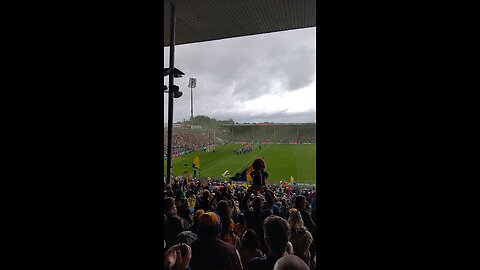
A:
164 27 316 124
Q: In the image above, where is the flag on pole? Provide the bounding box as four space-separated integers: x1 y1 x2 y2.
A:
183 170 190 187
246 165 254 181
193 156 200 169
183 174 190 188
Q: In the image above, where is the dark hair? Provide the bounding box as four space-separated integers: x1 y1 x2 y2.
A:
295 195 307 210
252 196 263 211
252 158 266 171
164 197 175 213
203 190 210 199
242 229 261 250
216 200 231 235
263 215 290 254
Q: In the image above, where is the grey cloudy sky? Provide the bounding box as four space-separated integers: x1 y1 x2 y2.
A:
164 27 316 123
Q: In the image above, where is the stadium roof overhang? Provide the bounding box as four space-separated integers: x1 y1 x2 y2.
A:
164 0 316 47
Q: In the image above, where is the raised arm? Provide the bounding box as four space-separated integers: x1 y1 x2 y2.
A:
264 187 273 209
241 186 254 211
208 192 218 211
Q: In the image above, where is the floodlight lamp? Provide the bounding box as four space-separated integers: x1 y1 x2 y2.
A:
173 91 183 98
164 67 185 78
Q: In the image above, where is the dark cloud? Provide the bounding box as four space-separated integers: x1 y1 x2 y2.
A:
164 27 316 123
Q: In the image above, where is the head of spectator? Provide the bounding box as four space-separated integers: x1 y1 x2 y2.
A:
273 255 309 270
195 209 205 221
202 190 210 201
216 200 233 235
295 195 307 211
288 208 304 229
197 212 222 240
242 229 261 250
221 186 228 196
287 208 313 265
263 215 290 256
252 196 263 212
166 189 174 198
175 231 198 246
164 197 177 215
236 212 245 225
176 189 186 201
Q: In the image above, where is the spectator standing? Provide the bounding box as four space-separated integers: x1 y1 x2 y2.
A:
186 209 204 234
165 197 186 249
248 215 290 270
241 186 273 254
294 195 316 262
238 229 264 270
189 212 242 270
195 190 211 212
217 200 241 249
288 208 313 266
233 213 247 238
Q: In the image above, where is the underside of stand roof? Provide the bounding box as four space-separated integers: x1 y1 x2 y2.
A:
164 0 316 47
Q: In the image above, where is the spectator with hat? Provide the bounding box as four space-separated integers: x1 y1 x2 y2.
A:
175 231 198 246
189 212 242 270
186 209 204 233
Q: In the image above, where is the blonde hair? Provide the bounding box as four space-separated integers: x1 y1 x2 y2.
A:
288 208 304 228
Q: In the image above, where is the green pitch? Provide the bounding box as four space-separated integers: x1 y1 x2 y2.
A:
164 144 316 184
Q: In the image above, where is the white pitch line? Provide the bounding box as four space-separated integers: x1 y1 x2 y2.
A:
201 154 238 175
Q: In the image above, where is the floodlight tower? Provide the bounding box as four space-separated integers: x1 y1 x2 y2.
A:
188 78 197 124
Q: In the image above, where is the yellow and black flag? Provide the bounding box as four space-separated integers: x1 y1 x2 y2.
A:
246 165 254 182
193 156 200 169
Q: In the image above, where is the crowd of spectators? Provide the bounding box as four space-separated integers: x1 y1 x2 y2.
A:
163 159 316 270
164 127 316 160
